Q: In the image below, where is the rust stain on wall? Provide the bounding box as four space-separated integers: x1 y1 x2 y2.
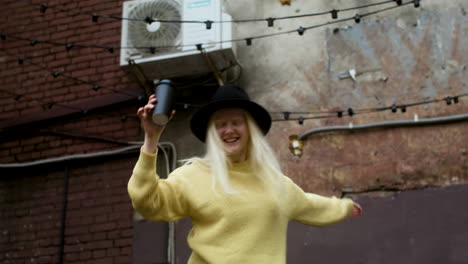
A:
271 9 468 196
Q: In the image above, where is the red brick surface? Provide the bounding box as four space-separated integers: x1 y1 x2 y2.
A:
0 0 143 263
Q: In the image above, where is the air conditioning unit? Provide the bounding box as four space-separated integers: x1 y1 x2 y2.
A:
120 0 236 80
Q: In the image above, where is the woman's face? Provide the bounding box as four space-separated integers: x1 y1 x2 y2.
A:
213 108 249 163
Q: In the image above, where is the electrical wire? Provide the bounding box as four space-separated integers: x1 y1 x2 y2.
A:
271 93 467 122
1 0 419 51
15 0 403 25
0 48 142 99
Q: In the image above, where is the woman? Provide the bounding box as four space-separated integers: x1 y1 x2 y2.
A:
128 84 362 264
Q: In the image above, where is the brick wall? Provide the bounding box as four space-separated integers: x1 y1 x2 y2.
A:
0 0 147 263
0 155 136 264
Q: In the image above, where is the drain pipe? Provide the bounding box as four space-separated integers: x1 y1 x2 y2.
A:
298 113 468 140
58 165 70 264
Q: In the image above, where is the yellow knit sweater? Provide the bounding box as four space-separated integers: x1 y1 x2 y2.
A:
128 150 354 264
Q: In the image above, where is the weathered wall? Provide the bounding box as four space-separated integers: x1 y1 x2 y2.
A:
0 155 135 264
1 0 467 263
226 0 468 195
0 0 142 263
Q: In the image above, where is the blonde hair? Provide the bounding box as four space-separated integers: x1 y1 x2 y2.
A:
197 111 285 194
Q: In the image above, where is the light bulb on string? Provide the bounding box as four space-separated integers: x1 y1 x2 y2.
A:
297 26 305 35
330 9 338 19
267 18 275 27
354 14 361 23
204 20 213 30
40 4 48 14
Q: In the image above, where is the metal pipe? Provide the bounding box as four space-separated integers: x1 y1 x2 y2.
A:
0 142 177 169
298 113 468 140
58 165 70 264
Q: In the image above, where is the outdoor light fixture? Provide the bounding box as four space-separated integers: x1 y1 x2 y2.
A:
289 135 304 157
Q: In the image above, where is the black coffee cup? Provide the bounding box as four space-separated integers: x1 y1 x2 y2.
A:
152 79 175 126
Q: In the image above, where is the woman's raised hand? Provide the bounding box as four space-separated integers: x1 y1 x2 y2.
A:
137 95 175 153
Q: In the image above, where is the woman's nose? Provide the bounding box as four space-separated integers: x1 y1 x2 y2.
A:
224 123 234 133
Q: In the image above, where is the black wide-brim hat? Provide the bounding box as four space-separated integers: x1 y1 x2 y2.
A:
190 84 272 142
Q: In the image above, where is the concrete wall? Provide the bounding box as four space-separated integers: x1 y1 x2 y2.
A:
0 0 467 263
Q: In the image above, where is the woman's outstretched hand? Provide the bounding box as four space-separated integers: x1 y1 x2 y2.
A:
351 203 362 218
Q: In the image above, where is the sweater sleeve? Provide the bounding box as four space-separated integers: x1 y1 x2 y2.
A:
127 149 189 222
286 177 354 226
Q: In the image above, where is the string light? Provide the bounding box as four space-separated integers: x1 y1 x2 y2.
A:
39 4 48 13
65 43 74 51
0 88 85 113
297 26 306 35
0 49 142 98
266 18 275 27
270 93 466 123
2 1 417 52
354 14 362 23
204 20 213 30
331 9 339 19
18 0 400 26
144 17 154 24
298 116 305 125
